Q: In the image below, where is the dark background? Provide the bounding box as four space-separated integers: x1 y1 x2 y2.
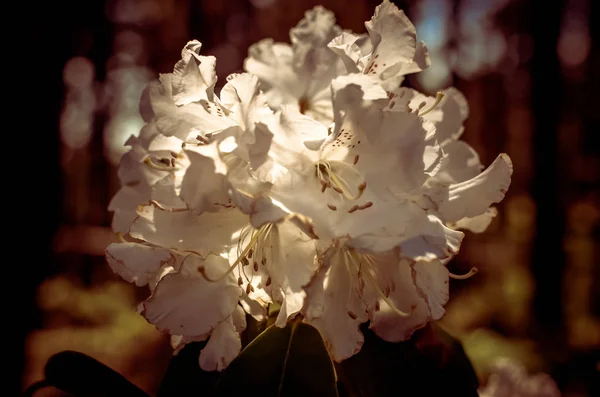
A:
17 0 599 395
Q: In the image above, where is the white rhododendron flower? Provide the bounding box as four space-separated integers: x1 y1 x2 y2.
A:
329 0 430 91
478 358 561 397
106 0 513 369
245 5 343 125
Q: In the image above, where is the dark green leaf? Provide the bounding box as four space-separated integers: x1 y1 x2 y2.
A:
44 350 150 397
336 323 479 397
157 341 220 397
214 318 338 397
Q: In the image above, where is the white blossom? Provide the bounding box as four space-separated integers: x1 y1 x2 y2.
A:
107 0 513 369
478 358 561 397
329 0 430 90
245 6 344 125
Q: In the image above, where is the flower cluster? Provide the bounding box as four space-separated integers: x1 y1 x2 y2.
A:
478 358 561 397
106 0 512 370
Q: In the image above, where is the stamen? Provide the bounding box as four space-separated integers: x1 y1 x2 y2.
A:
347 205 359 213
196 134 209 144
316 160 366 200
327 204 337 211
237 276 243 286
143 157 179 171
418 92 445 116
345 250 412 318
148 200 188 212
353 155 360 165
265 277 272 287
358 201 373 210
449 267 478 280
116 232 128 243
198 225 270 283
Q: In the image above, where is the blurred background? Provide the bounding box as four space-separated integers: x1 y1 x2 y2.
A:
21 0 599 395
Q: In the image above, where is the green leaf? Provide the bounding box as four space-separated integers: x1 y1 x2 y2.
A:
44 350 150 397
214 318 338 397
336 323 479 397
157 341 220 397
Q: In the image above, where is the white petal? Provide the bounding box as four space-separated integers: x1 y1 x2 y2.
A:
290 5 341 66
171 40 217 105
370 258 430 342
435 140 483 184
105 242 172 287
438 154 513 222
142 254 241 336
130 205 248 255
244 39 302 103
220 73 270 130
111 210 138 234
278 106 329 151
413 260 449 320
324 73 388 158
234 194 288 229
331 73 388 107
150 265 177 293
368 111 434 194
245 121 274 170
304 248 370 361
232 305 247 333
398 214 464 261
303 88 336 125
199 317 242 372
147 134 185 153
449 207 498 233
180 144 230 213
363 0 427 90
151 173 188 209
149 78 235 140
288 6 342 114
117 144 169 188
240 294 267 321
254 107 325 183
171 334 208 355
328 32 365 73
346 202 461 259
109 186 148 219
430 87 469 144
262 221 318 326
230 228 273 306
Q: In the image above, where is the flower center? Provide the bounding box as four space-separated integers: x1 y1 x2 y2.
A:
314 160 376 215
315 161 366 199
416 92 445 117
198 223 273 289
298 97 309 114
337 247 413 319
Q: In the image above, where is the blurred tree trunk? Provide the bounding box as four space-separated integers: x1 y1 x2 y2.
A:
529 0 566 330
